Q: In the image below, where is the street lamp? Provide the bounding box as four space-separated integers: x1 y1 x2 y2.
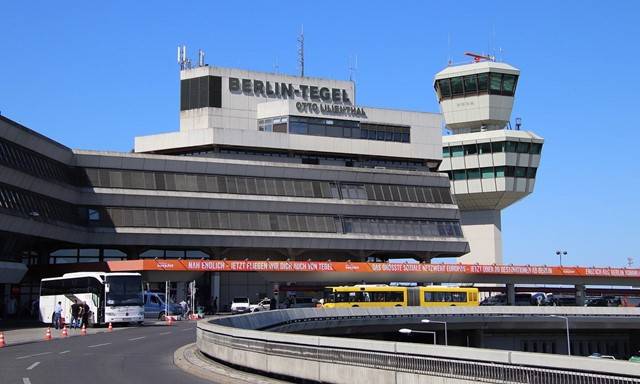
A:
421 319 448 346
548 315 571 356
555 250 567 266
398 328 437 345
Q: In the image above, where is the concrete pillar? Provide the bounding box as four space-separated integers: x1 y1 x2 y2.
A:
506 283 516 306
272 283 280 308
458 210 503 264
575 284 586 306
210 272 220 312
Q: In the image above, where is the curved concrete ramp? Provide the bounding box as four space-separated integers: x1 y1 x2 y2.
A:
197 307 640 383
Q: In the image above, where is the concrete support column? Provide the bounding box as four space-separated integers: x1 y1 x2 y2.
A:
210 272 220 313
458 210 503 265
506 283 516 306
272 283 280 308
575 284 586 306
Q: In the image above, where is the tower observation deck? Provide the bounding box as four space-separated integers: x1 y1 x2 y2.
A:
435 55 544 264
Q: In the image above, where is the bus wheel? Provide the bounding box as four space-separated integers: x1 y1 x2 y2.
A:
395 304 402 307
159 311 166 321
450 304 456 307
352 305 359 308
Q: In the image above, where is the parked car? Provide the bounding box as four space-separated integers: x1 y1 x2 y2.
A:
544 294 577 306
589 353 615 360
230 297 250 314
585 296 621 307
249 298 271 312
143 291 183 320
480 293 545 306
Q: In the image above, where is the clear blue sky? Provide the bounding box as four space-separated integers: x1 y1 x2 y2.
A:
1 1 638 267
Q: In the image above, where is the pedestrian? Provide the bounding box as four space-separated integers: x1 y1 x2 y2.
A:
77 302 85 328
81 301 90 327
212 296 218 315
53 301 63 329
70 300 81 329
269 297 277 310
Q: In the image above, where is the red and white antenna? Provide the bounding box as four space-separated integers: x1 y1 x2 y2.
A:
464 51 495 63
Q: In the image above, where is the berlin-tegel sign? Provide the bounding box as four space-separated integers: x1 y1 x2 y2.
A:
107 259 640 278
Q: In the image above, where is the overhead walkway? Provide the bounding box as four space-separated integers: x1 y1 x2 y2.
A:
196 307 640 383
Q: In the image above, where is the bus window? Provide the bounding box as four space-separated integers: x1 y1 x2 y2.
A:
386 292 404 302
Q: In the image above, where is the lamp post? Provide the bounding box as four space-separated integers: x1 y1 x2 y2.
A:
555 250 567 267
548 315 571 355
398 328 437 345
421 319 448 346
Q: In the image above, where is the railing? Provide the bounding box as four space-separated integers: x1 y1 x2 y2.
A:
197 307 640 383
199 328 640 383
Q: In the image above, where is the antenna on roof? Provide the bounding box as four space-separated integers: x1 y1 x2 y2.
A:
178 45 190 70
464 51 495 63
348 55 358 82
447 33 452 66
198 49 206 67
297 25 304 77
273 57 279 74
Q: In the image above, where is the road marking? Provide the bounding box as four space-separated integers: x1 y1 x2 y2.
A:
158 331 172 335
128 336 145 341
87 342 111 348
59 350 70 354
17 352 51 360
26 362 40 371
181 328 193 332
22 378 31 384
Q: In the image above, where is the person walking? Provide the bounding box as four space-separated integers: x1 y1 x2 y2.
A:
212 296 218 315
70 300 81 329
81 301 90 328
53 301 63 330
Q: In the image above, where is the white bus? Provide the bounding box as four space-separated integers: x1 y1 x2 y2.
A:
40 272 144 326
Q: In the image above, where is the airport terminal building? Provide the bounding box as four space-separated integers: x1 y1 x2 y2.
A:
0 64 479 312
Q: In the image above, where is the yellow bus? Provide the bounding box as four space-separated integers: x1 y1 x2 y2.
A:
322 285 407 308
322 285 478 308
410 286 479 307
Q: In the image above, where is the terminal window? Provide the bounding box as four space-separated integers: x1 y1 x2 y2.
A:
258 116 410 143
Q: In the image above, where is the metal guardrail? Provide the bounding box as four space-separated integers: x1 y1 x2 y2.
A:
199 329 640 383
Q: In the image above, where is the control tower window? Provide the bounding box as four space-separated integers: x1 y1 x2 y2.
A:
501 74 517 96
477 73 489 91
463 76 477 93
436 72 517 100
438 79 451 98
450 77 464 95
489 73 503 93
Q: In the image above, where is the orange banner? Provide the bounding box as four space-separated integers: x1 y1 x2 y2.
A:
107 259 640 278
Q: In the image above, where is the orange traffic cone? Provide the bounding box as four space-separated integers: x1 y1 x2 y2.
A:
45 327 52 341
61 326 68 337
0 332 6 347
81 324 87 336
108 322 113 332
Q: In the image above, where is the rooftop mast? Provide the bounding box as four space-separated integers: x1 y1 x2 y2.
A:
297 26 304 77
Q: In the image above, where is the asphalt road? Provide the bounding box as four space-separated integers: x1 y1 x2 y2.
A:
0 321 213 384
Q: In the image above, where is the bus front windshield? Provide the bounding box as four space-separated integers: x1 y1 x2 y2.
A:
105 276 143 306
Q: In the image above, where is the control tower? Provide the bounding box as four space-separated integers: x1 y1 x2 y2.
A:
435 53 544 264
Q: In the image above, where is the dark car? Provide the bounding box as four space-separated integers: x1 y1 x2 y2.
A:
545 295 577 306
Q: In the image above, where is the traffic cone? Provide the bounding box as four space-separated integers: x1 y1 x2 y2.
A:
0 332 5 347
108 322 113 332
81 324 87 336
61 326 68 337
44 327 52 341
